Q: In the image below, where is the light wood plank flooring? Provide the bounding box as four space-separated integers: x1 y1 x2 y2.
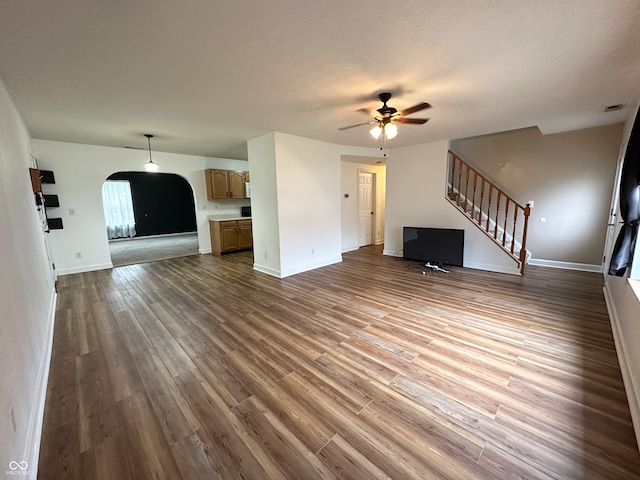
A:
38 246 640 479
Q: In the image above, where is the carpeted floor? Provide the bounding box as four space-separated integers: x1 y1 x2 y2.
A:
109 232 199 267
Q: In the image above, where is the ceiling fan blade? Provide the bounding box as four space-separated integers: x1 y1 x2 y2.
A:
338 121 374 131
395 117 429 125
399 102 431 116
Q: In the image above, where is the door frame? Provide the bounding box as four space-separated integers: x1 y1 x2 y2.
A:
603 140 628 276
357 169 376 247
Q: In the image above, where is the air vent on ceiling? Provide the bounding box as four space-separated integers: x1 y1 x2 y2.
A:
604 104 623 112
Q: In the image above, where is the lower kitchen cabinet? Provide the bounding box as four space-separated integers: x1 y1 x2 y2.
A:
209 219 252 255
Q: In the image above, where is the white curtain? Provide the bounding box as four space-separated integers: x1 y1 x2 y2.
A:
102 180 136 239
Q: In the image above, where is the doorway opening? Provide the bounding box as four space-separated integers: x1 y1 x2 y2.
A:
358 170 375 247
102 171 198 266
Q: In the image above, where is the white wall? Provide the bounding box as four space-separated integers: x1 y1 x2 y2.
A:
0 79 57 479
340 160 386 253
248 132 343 278
275 133 343 277
604 278 640 448
32 139 247 274
247 133 281 276
384 139 519 274
603 105 640 448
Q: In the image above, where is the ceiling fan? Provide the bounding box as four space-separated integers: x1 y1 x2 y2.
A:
339 92 431 140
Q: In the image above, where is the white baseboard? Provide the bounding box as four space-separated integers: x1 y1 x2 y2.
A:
23 288 57 479
254 256 343 278
280 256 342 278
602 283 640 450
342 242 383 254
383 250 520 275
529 258 602 272
56 262 113 276
463 261 521 276
253 263 282 278
199 248 212 255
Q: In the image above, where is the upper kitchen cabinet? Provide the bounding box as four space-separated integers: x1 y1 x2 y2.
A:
206 169 246 200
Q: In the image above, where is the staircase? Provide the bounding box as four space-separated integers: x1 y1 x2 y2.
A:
447 151 531 275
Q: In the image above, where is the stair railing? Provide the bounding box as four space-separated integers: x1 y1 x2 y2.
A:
447 151 531 275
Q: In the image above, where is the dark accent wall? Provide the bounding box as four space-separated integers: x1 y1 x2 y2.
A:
107 171 197 237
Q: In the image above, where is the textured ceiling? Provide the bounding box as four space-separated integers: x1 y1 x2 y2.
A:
1 0 639 160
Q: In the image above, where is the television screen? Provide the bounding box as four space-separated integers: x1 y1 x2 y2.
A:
403 227 464 266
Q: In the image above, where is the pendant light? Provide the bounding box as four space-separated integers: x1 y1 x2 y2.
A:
143 134 159 172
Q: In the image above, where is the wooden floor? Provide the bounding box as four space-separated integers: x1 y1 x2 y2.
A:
38 246 640 479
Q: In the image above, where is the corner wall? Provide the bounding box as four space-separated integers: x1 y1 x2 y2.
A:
248 132 343 278
450 124 623 268
247 133 282 276
384 139 519 274
0 80 57 478
274 133 342 277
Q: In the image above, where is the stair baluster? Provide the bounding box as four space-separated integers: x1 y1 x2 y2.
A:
446 151 531 275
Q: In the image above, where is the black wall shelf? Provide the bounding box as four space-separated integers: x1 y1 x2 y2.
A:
40 170 56 184
43 194 59 208
47 218 63 230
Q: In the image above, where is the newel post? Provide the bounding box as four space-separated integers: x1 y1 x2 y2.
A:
519 203 532 275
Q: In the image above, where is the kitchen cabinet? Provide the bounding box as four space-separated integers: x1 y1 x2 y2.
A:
209 219 252 255
205 169 247 199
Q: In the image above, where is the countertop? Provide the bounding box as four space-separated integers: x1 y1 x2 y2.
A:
208 215 252 221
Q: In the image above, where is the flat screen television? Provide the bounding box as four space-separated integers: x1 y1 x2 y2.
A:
403 227 464 267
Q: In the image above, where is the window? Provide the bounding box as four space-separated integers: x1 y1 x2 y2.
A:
102 180 136 239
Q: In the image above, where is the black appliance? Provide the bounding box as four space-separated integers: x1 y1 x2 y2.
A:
241 206 251 217
403 227 464 267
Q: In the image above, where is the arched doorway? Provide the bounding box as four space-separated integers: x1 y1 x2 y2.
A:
102 171 198 266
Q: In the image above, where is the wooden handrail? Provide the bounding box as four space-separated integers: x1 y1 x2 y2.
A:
447 151 531 275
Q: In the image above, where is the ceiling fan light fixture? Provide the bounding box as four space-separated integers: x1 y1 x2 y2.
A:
370 124 382 140
143 134 159 172
384 123 398 139
340 92 430 141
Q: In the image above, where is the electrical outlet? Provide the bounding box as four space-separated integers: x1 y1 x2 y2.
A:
311 248 315 254
75 252 82 259
68 208 75 215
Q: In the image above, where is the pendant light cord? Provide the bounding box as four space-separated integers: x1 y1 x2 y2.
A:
145 134 154 164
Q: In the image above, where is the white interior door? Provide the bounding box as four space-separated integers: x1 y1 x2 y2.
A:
358 171 373 247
